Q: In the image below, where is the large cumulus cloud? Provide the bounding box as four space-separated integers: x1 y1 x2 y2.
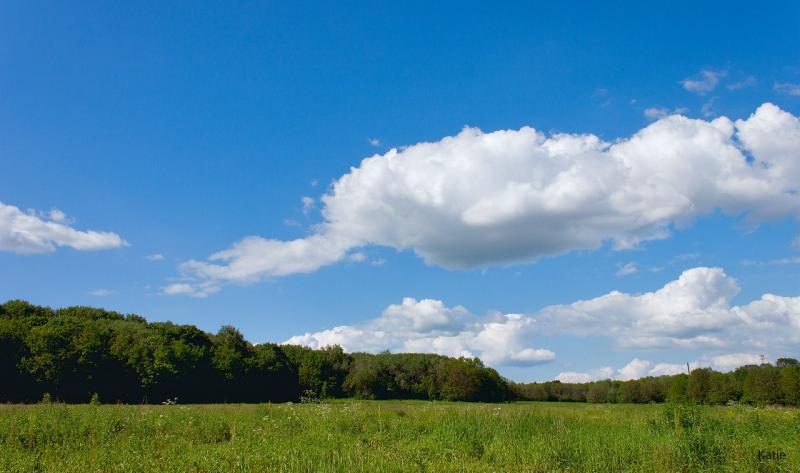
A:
170 103 800 295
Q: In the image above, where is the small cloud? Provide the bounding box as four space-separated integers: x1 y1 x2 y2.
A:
555 366 614 383
774 82 800 96
644 107 669 120
301 196 315 215
370 258 386 266
162 283 195 295
592 88 612 108
284 218 301 227
161 283 217 298
367 137 381 147
146 253 165 261
681 69 726 95
348 252 367 263
728 75 757 91
555 371 593 383
740 256 800 266
616 262 639 276
711 353 762 371
88 288 116 297
769 256 800 265
310 179 318 187
47 209 71 224
644 107 689 121
793 235 800 249
701 97 718 117
676 252 701 261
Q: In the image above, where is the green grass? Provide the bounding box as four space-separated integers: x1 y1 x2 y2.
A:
0 401 798 472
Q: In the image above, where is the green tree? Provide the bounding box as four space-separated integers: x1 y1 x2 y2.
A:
742 364 781 405
688 368 712 404
779 365 800 405
668 374 689 403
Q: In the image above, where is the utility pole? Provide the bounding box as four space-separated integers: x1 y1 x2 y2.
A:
686 362 690 375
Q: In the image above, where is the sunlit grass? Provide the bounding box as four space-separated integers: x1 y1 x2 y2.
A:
0 401 797 472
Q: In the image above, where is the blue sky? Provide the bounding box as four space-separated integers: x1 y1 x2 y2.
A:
2 1 800 381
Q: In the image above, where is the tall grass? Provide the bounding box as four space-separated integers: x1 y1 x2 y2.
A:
0 401 797 472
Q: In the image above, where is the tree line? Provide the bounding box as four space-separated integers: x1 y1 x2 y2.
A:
509 359 800 406
0 300 508 403
2 300 798 405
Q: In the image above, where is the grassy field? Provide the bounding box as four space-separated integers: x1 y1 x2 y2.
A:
0 401 797 472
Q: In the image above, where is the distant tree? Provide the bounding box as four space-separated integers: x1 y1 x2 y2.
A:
668 374 689 403
587 381 613 403
250 343 297 402
620 379 645 403
213 325 251 381
776 358 799 368
706 372 736 404
779 365 800 406
742 364 781 405
688 368 712 404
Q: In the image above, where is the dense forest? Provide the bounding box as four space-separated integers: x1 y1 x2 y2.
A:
1 300 799 405
0 300 508 403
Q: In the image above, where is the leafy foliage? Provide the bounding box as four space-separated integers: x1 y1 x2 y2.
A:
0 300 508 403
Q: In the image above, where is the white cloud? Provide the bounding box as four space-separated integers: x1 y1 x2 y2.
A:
555 372 593 383
0 202 127 254
701 97 717 117
711 353 762 371
146 253 165 261
643 107 689 121
556 354 769 383
367 137 381 147
287 268 799 372
555 360 691 382
536 266 800 352
556 366 614 383
286 297 555 367
644 107 668 120
648 362 690 377
616 262 638 276
728 76 757 91
161 283 218 298
774 82 800 96
47 209 70 223
347 252 367 263
681 69 726 95
616 358 653 381
301 196 315 215
742 256 800 266
88 288 116 296
170 104 800 294
593 367 615 379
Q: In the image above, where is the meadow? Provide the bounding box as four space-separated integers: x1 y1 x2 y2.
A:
0 401 797 472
